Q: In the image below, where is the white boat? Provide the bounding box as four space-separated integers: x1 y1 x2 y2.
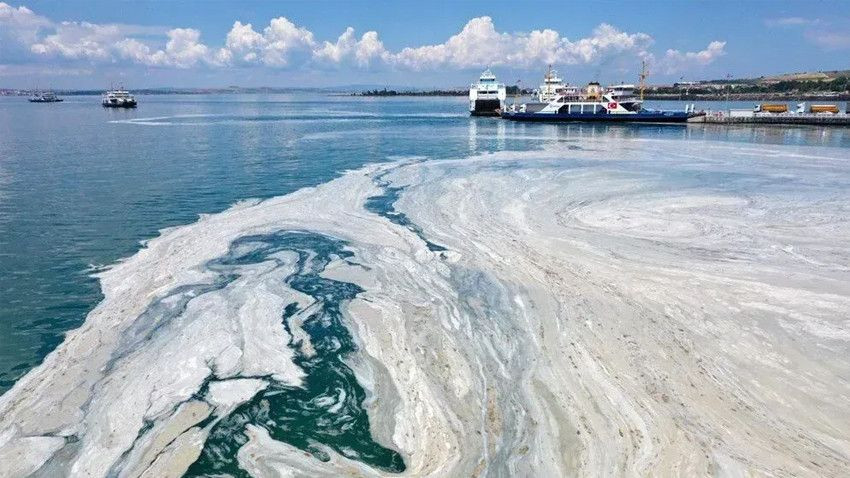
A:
102 87 137 108
469 69 506 116
504 82 701 123
28 91 63 103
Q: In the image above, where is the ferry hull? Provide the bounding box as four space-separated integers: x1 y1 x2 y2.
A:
102 102 137 108
502 111 699 123
470 98 502 116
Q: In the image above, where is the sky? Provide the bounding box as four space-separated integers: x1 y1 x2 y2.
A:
1 0 849 89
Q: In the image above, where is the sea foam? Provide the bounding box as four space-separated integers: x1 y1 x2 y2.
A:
1 136 849 477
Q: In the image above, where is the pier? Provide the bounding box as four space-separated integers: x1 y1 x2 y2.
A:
691 112 850 126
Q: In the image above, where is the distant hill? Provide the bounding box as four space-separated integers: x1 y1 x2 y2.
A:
647 69 850 101
704 70 850 85
759 70 850 84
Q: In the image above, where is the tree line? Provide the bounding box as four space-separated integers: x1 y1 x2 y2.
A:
357 86 534 96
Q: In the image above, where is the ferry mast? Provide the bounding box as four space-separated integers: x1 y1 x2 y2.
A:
639 59 649 102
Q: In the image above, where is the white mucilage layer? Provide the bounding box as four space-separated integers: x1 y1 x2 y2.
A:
1 136 849 477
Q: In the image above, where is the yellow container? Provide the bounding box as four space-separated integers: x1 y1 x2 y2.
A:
810 104 839 114
760 103 788 113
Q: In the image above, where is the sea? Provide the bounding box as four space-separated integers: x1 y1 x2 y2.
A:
1 94 849 476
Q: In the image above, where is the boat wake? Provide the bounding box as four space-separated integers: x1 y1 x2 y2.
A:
1 137 849 477
110 112 466 126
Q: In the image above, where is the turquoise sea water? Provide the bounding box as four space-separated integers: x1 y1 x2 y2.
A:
2 94 850 473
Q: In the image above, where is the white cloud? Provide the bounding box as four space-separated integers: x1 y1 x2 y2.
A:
805 31 850 50
392 17 653 70
28 18 168 62
765 17 820 27
509 29 561 65
2 4 729 78
217 17 385 68
314 27 389 66
355 31 388 65
31 21 123 59
558 23 653 65
0 2 50 46
115 38 152 63
151 28 211 68
212 17 316 66
658 41 726 74
260 16 315 66
763 16 850 51
221 21 265 63
46 24 212 68
226 21 265 52
394 17 508 69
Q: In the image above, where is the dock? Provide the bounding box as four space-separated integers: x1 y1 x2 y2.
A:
690 111 850 126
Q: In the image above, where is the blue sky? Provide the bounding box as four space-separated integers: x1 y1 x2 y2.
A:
2 0 849 89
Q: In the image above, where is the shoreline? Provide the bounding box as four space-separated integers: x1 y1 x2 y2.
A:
3 89 848 102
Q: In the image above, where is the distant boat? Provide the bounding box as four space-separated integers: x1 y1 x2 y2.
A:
102 87 137 108
28 91 63 103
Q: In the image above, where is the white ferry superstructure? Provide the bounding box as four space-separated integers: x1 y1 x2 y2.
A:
469 69 506 116
102 87 137 108
537 66 573 102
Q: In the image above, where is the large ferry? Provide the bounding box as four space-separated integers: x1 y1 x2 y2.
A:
469 69 506 116
28 91 63 103
102 87 137 108
503 82 701 123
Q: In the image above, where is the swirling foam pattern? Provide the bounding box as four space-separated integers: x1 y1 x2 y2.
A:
1 136 849 477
